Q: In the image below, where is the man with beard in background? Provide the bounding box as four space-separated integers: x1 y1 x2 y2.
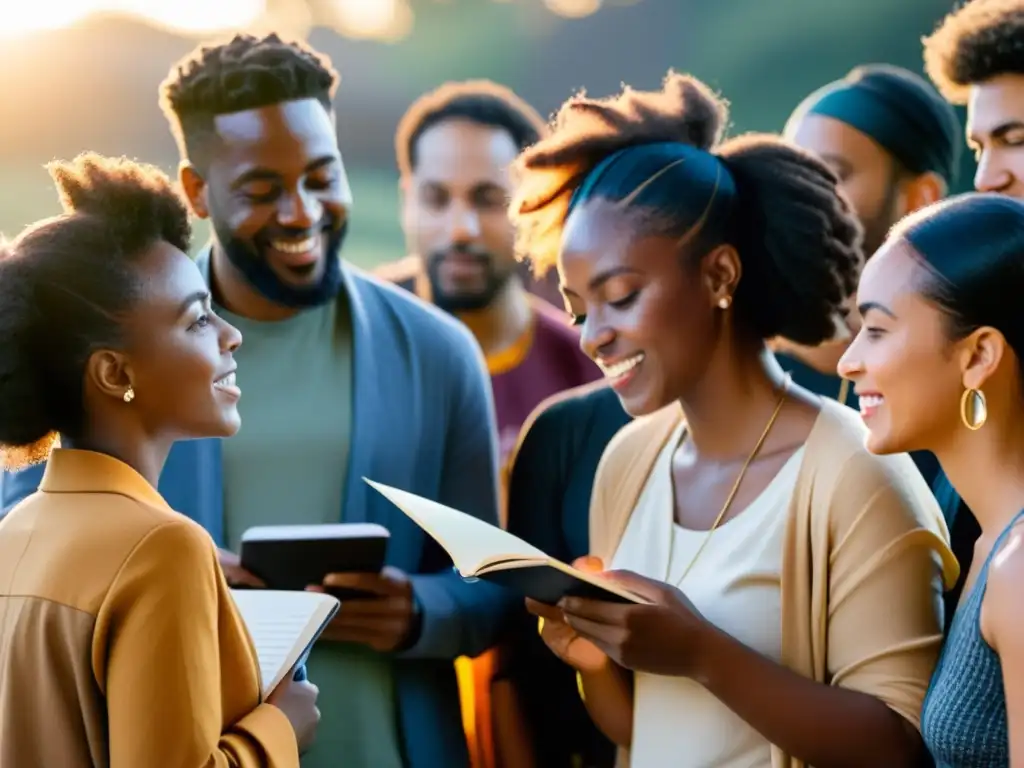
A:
377 81 600 467
779 63 962 486
1 34 516 768
376 80 600 768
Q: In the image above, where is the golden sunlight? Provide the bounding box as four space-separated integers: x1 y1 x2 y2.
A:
0 0 265 39
544 0 602 18
327 0 414 42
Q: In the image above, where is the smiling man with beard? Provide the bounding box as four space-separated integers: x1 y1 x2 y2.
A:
378 81 601 466
0 34 516 768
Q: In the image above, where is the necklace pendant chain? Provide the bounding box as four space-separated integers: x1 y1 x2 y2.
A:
674 375 791 586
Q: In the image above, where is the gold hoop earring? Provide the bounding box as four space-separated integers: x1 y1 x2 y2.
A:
123 386 135 404
960 387 986 430
717 296 732 310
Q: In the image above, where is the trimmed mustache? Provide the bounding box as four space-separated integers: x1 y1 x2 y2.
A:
427 243 493 264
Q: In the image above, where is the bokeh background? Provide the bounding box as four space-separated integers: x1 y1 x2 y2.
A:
0 0 969 269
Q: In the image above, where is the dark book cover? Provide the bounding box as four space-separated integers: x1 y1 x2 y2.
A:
240 523 389 599
474 563 640 605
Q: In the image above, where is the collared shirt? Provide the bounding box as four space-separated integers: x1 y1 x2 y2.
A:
0 449 297 768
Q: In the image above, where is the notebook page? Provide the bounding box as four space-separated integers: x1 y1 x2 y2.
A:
230 590 338 695
363 479 548 573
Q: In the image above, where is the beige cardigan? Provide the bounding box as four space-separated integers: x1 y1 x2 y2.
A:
588 399 960 768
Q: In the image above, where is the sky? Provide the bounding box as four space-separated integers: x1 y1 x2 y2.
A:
0 0 607 41
0 0 264 38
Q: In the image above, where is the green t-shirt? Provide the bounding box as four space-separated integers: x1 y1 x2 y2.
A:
219 299 404 768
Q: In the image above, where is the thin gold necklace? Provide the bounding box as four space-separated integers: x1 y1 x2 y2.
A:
672 377 790 586
837 378 850 405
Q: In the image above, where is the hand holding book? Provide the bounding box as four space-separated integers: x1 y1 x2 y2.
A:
306 566 420 653
526 556 614 674
363 479 648 605
266 672 321 754
229 589 339 695
529 565 714 679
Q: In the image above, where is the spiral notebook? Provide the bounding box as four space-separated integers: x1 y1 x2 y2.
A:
230 589 340 695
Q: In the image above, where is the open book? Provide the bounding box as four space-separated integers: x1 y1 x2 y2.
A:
230 589 340 695
363 479 647 605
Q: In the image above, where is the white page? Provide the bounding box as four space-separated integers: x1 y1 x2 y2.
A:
363 479 548 573
230 589 338 695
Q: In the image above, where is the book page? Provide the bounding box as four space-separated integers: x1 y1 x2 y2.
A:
364 479 549 574
230 589 339 695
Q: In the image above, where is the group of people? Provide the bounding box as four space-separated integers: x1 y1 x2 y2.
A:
0 0 1022 766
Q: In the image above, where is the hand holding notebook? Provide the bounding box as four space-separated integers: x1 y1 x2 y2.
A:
362 478 648 605
230 589 340 695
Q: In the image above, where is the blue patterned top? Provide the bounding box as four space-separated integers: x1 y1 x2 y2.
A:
921 508 1023 767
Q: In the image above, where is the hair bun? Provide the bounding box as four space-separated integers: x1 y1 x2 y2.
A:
658 71 728 152
512 70 731 275
717 134 863 345
49 153 177 217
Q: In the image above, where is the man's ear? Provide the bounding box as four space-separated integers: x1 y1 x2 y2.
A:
180 163 210 220
901 171 946 216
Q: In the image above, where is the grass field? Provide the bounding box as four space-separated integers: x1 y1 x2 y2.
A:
0 163 406 271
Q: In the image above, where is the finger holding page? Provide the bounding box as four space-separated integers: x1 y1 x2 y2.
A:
268 659 310 698
525 597 565 624
572 555 605 573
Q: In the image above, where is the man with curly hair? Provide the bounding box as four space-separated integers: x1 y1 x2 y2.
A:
1 33 514 768
920 0 1024 635
925 0 1024 196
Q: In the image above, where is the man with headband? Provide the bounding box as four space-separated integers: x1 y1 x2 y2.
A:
786 64 960 261
777 64 961 485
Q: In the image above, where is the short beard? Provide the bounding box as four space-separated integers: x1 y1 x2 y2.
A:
861 173 904 259
213 219 348 309
425 246 512 313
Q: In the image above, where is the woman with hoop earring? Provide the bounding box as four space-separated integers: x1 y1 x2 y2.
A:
840 193 1024 767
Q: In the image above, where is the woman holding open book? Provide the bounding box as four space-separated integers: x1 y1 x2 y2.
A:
508 73 958 767
0 153 319 767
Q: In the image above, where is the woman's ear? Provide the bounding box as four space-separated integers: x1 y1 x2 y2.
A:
702 243 742 308
85 349 133 403
960 325 1007 392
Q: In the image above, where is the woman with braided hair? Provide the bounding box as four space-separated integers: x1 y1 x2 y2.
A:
514 72 957 768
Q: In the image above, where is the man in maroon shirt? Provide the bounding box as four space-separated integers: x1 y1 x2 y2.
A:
377 80 600 465
375 79 600 768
